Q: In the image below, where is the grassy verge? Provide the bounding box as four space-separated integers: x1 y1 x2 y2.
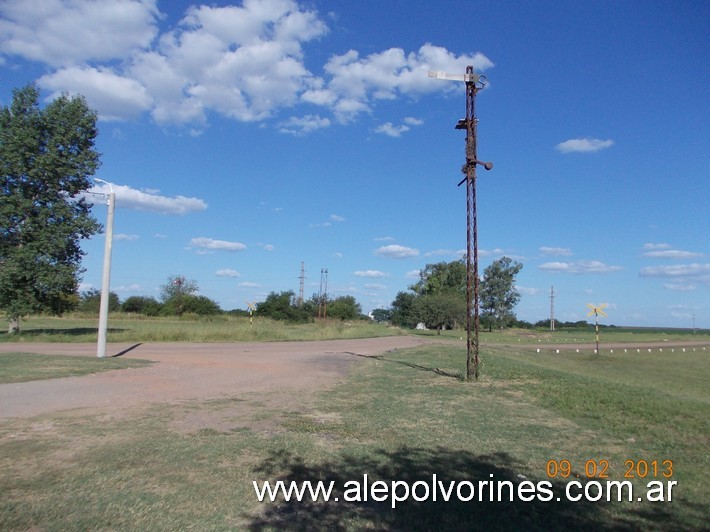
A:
0 344 707 529
0 314 403 343
0 353 152 384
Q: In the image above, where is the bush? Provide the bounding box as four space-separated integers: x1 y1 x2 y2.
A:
78 289 120 315
256 291 312 323
122 296 162 316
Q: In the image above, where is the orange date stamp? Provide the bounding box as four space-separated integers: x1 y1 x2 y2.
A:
546 459 673 479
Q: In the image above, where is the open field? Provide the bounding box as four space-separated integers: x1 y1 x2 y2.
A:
2 314 708 346
1 331 708 529
0 314 404 343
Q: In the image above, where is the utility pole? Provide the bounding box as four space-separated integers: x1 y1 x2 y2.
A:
298 261 305 307
550 286 555 332
94 178 115 359
429 67 493 381
318 268 328 319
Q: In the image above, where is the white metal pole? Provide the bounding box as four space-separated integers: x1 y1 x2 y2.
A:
96 185 115 358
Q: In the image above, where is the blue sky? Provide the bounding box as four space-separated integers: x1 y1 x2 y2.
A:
1 0 708 327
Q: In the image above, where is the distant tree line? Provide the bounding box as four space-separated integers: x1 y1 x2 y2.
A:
75 277 366 323
254 291 365 323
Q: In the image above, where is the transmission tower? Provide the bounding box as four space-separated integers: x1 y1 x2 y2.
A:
318 268 328 319
430 66 493 381
550 286 555 331
297 261 306 307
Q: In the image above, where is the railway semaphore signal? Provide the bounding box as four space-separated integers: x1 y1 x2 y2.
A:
429 66 493 381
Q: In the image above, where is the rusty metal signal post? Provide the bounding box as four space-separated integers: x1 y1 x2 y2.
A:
429 66 493 381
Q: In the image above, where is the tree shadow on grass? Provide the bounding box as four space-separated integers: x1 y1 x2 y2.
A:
246 446 681 531
0 327 126 337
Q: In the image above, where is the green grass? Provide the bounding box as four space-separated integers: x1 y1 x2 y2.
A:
0 314 404 343
0 343 708 529
0 353 152 384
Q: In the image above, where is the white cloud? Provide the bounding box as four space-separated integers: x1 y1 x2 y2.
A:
539 260 622 274
374 236 394 242
405 269 421 279
354 270 388 278
375 122 410 137
39 66 153 121
364 283 387 290
278 114 330 135
323 44 492 121
216 269 240 277
189 237 246 252
643 243 671 250
0 0 159 65
90 183 207 214
114 233 139 241
239 281 259 287
262 244 275 252
540 246 573 257
310 213 345 228
640 263 710 280
663 283 696 292
555 138 614 153
374 244 419 259
1 2 494 131
1 2 493 130
375 116 424 137
643 249 703 259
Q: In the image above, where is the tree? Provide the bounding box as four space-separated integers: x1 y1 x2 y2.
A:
410 260 466 296
0 85 101 332
390 291 419 328
180 294 222 316
371 308 392 323
79 288 120 314
159 275 198 317
327 295 362 320
415 293 467 334
257 291 312 323
122 295 162 316
479 257 523 331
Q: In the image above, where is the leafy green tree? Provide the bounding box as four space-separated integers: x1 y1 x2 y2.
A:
79 288 120 314
0 85 101 332
371 308 392 323
480 257 523 331
327 295 362 320
181 294 222 315
410 260 466 296
257 291 312 323
415 293 467 334
159 275 198 317
390 291 419 328
122 295 162 316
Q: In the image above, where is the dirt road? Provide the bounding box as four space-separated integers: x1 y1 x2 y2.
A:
0 337 432 419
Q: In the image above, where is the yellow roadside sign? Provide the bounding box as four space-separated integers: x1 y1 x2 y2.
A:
586 303 608 317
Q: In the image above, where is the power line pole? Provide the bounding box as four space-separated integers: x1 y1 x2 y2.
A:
550 286 555 332
298 261 305 307
430 67 493 381
318 268 328 319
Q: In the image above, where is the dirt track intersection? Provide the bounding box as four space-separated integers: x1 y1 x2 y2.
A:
0 337 433 420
